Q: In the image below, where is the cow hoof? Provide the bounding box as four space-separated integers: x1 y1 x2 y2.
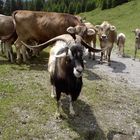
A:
16 59 22 64
83 60 87 64
133 58 135 61
88 56 91 59
99 61 103 64
25 60 30 65
108 63 111 66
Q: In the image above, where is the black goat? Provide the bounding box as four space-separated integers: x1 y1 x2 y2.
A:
22 34 103 118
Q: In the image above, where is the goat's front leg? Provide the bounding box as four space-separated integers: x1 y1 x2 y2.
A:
51 85 56 98
68 95 75 116
55 91 61 119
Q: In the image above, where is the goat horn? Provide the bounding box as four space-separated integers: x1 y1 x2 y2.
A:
21 35 70 52
81 39 103 53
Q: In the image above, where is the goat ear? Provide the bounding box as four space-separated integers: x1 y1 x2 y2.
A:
67 26 76 34
55 47 69 58
87 29 95 36
132 30 136 33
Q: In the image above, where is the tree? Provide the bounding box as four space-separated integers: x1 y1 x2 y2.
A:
16 0 23 10
35 0 44 11
11 0 17 12
3 0 11 15
0 0 3 14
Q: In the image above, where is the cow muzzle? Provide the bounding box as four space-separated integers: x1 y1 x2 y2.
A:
101 34 107 40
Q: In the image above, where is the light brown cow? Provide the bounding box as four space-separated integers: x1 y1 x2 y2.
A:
0 14 17 63
84 22 97 60
96 21 117 65
12 10 94 63
132 28 140 60
117 33 126 57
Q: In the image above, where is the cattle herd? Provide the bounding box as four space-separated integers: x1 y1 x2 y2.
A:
0 10 139 118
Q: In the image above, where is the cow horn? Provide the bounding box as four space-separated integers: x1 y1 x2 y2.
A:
21 36 69 52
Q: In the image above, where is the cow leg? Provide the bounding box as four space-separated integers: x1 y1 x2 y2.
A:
88 49 91 59
122 46 125 57
107 48 113 66
5 42 14 63
68 95 75 116
0 41 5 54
92 41 96 60
100 52 104 64
15 39 22 64
55 90 61 119
21 45 29 64
134 47 137 60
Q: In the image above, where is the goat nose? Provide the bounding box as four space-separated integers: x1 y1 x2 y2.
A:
76 67 83 73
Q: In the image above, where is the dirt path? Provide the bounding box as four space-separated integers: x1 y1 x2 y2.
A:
84 50 140 140
86 50 140 88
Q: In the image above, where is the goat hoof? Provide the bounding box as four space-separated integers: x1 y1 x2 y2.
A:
51 93 56 98
70 110 75 116
55 112 61 119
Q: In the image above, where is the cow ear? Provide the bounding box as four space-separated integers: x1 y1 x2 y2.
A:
95 25 100 29
132 30 136 33
67 26 76 34
87 29 95 36
110 26 116 31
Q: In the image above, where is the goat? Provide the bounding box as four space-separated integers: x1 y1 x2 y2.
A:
22 34 103 118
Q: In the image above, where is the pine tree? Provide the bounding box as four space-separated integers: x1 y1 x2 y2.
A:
3 0 11 15
11 0 17 12
0 0 3 14
35 0 44 11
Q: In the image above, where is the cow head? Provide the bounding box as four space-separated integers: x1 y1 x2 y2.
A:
132 29 140 42
56 44 84 78
67 25 96 39
95 21 116 41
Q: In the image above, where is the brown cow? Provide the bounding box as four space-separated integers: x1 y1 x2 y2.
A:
132 28 140 60
0 14 17 63
96 21 117 65
12 10 93 63
84 22 97 60
117 33 126 57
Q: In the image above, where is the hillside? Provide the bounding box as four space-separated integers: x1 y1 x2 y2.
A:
80 0 140 57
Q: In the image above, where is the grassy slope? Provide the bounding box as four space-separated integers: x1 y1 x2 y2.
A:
80 0 140 57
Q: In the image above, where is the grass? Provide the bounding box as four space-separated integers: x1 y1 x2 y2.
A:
0 1 140 139
79 0 140 58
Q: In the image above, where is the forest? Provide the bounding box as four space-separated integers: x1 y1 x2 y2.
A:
0 0 132 15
